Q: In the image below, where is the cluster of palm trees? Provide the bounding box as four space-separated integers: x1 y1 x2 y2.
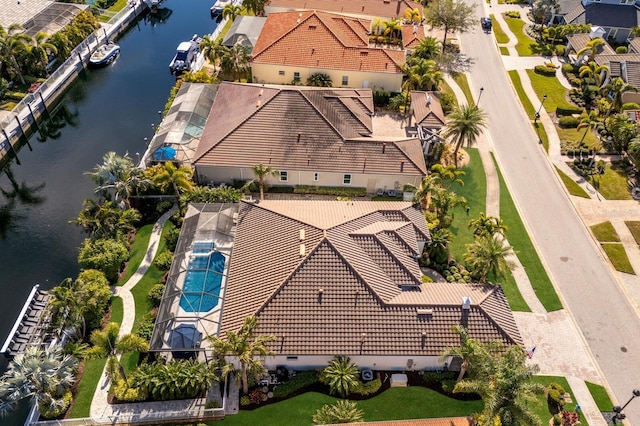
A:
199 35 251 82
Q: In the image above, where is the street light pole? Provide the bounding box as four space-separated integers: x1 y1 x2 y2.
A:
476 87 484 107
612 389 640 423
534 94 547 124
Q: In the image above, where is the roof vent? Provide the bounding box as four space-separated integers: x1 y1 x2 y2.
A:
360 333 367 343
462 296 471 310
256 100 261 108
300 244 305 256
382 142 386 153
259 89 264 96
417 308 433 316
318 288 324 303
299 229 305 241
309 25 317 30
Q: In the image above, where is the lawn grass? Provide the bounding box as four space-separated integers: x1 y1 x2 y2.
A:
531 376 587 426
504 17 535 56
601 243 635 274
68 358 107 418
439 80 458 108
507 70 536 118
624 221 640 245
585 381 614 413
556 127 601 152
453 73 474 106
555 166 589 198
526 70 576 114
218 388 483 425
110 296 124 324
500 46 509 55
590 221 620 242
490 15 510 44
493 153 563 312
107 0 128 12
117 224 153 286
592 164 632 200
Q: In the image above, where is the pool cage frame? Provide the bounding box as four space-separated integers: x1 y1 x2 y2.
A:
149 203 238 360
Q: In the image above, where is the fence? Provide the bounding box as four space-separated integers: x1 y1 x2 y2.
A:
0 1 146 163
27 407 225 425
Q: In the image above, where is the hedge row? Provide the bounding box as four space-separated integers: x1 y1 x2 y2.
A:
272 370 320 399
293 185 367 197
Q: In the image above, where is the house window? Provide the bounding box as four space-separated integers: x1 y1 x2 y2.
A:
607 28 618 39
343 174 352 185
280 171 288 182
278 70 285 76
314 172 319 182
293 72 301 81
342 76 349 86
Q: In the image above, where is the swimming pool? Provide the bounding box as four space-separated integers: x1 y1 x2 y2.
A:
179 250 225 312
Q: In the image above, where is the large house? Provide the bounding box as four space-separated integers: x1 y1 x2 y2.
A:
250 10 405 91
553 0 640 43
193 82 427 194
151 201 523 371
264 0 423 21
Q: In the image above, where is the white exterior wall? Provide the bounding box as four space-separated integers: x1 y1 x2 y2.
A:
265 355 452 371
251 63 403 92
195 165 423 194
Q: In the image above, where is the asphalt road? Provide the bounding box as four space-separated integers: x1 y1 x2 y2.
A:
459 5 640 422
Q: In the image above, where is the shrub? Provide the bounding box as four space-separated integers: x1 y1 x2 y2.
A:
547 382 566 414
39 390 73 419
78 238 129 283
74 269 112 331
273 370 320 399
555 45 566 56
556 105 584 116
294 185 367 197
5 91 26 101
352 379 381 396
240 396 251 406
438 92 456 115
373 88 390 107
441 379 456 393
114 380 147 402
136 310 157 341
558 116 580 128
249 388 263 405
622 102 640 111
422 370 456 385
153 250 173 271
616 46 628 54
505 10 520 18
147 283 165 306
205 400 222 409
164 227 180 252
534 65 557 76
561 63 575 74
269 186 295 193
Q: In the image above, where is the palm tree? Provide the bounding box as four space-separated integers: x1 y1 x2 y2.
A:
209 316 276 395
0 346 77 418
0 24 31 85
577 110 600 145
429 186 466 228
242 0 267 15
413 36 441 60
251 164 279 200
222 4 243 21
442 104 487 168
404 7 421 24
220 44 251 81
576 38 604 63
199 35 224 72
430 163 465 189
313 400 364 425
424 227 451 266
71 199 141 240
468 213 508 238
453 346 545 426
371 18 385 36
440 325 502 381
602 78 637 116
383 18 403 41
320 356 360 397
306 72 333 87
86 322 149 385
627 136 640 167
464 234 514 283
402 58 442 92
48 277 86 338
579 61 607 88
606 113 638 153
27 32 57 76
151 161 194 204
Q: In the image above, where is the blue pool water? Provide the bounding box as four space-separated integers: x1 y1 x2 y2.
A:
179 250 225 312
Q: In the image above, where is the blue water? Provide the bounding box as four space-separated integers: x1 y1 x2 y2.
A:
179 251 225 312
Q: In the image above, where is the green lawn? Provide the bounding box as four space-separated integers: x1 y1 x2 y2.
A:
449 149 529 312
110 296 124 324
453 73 474 106
593 164 632 200
218 388 483 426
493 154 563 312
585 381 614 413
601 243 635 274
555 166 589 198
504 17 535 56
531 376 587 426
625 221 640 245
557 127 601 152
507 71 550 152
117 224 153 286
439 80 458 108
500 46 509 55
590 221 620 242
525 70 576 114
68 358 107 418
490 15 510 44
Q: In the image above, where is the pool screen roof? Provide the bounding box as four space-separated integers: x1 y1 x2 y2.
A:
150 203 238 354
145 83 218 166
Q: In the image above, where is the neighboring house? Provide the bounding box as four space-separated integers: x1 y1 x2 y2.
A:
409 91 446 156
402 23 426 52
209 200 522 370
221 16 266 51
556 0 640 43
565 29 616 64
250 10 405 91
264 0 423 21
193 82 427 193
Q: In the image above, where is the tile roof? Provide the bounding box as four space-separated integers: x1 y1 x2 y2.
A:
410 91 446 129
402 24 425 49
218 200 523 356
252 10 405 74
625 61 640 88
265 0 423 20
194 82 427 176
630 38 640 54
566 33 616 56
562 3 584 24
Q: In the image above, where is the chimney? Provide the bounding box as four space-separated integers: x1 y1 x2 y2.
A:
462 297 471 310
382 142 386 153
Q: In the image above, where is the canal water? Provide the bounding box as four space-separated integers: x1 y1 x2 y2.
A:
0 1 218 422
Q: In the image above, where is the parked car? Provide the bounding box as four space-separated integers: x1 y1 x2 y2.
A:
481 17 492 33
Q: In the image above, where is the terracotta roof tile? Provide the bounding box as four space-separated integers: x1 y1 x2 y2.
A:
402 24 425 49
411 91 446 129
252 11 405 74
219 201 522 355
265 0 423 20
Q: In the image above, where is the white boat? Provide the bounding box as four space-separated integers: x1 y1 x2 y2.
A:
90 43 120 66
169 37 199 74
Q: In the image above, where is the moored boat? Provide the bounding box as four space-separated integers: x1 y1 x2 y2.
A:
90 42 120 66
